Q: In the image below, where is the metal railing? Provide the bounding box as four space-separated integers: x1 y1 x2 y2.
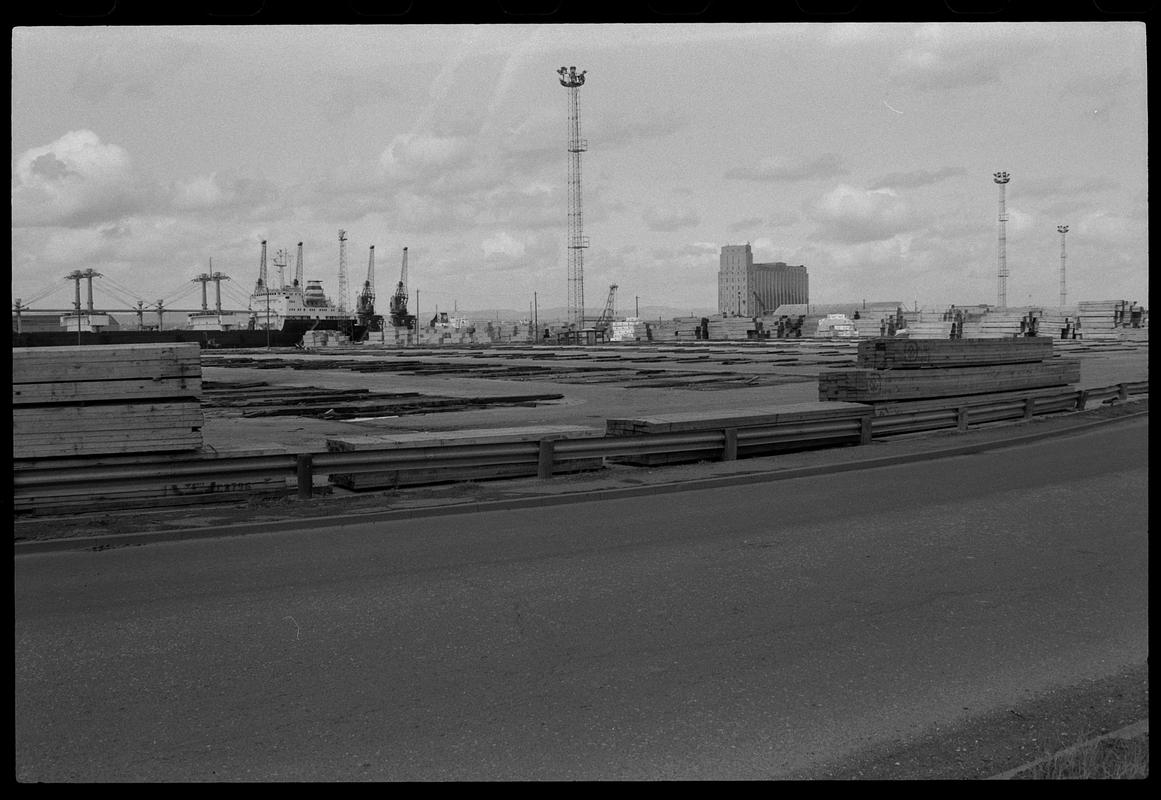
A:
12 381 1148 515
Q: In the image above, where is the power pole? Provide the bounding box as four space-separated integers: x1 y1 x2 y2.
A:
558 65 589 331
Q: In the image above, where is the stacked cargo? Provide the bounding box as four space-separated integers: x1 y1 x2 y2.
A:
12 343 204 458
604 402 872 466
707 316 758 340
301 329 353 348
1077 300 1131 339
651 317 705 340
899 319 953 339
961 310 1027 338
819 337 1079 403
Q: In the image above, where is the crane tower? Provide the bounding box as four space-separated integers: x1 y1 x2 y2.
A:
994 171 1011 309
558 65 589 330
337 229 350 313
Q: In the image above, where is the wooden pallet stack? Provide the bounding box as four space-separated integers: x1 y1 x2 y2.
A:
819 337 1079 402
604 402 872 466
13 343 204 458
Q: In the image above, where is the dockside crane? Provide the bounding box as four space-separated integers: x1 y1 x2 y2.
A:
389 246 416 329
593 283 618 334
355 245 384 333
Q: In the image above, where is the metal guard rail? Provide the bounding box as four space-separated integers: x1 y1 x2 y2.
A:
12 381 1148 512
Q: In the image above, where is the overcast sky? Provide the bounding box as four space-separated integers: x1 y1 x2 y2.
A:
11 22 1148 316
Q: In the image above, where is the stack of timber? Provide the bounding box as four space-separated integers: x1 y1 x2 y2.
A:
707 316 759 340
815 315 857 339
961 311 1027 339
849 316 890 338
13 343 204 458
899 320 953 339
654 316 706 341
325 425 604 490
820 337 1079 403
301 329 353 349
1077 299 1132 339
856 336 1053 370
605 401 872 466
1034 307 1079 340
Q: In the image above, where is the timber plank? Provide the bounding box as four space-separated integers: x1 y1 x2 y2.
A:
819 359 1080 402
605 401 871 436
13 343 201 384
12 377 203 405
856 337 1053 369
326 425 604 452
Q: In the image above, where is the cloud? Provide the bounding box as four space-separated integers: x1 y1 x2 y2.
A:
643 206 700 232
869 167 967 190
729 217 765 232
481 231 526 260
888 23 1036 91
71 35 199 102
808 184 918 244
12 130 148 227
726 153 847 182
378 133 473 182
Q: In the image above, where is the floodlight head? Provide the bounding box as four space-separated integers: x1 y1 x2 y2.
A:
993 171 1010 184
1057 225 1069 234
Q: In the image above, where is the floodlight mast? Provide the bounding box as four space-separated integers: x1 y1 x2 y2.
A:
994 171 1011 308
1057 225 1069 307
558 65 589 331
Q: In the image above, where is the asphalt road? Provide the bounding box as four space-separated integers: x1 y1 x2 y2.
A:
14 417 1148 781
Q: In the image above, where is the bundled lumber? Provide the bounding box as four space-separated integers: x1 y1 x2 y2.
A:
326 425 604 490
605 401 871 465
707 317 758 340
12 343 203 458
12 343 200 388
898 321 953 339
606 402 869 435
818 359 1081 402
326 425 604 452
856 337 1053 370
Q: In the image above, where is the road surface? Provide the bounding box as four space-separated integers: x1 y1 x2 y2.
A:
15 416 1148 781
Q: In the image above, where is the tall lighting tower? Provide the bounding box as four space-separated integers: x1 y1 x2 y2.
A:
993 171 1011 308
558 65 589 330
1057 225 1069 308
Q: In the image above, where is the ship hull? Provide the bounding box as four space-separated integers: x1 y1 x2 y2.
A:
12 318 371 349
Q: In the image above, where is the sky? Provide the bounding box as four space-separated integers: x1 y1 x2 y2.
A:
10 22 1149 318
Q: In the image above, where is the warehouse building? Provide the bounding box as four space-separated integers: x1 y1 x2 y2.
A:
717 244 809 316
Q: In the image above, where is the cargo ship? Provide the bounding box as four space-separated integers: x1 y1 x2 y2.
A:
13 239 383 349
